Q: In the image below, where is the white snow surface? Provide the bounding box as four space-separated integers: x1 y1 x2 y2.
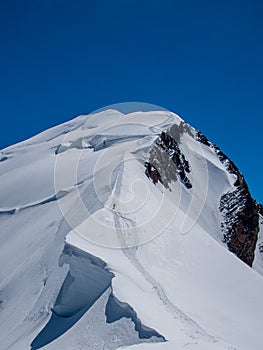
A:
0 109 262 350
253 213 263 275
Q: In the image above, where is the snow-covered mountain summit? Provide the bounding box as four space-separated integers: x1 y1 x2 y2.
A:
0 108 262 350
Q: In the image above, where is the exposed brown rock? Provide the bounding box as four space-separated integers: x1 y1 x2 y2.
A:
220 189 259 266
145 124 192 190
195 129 260 267
144 162 163 185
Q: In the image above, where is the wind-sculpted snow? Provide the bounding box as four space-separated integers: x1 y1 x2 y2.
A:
0 105 263 350
31 243 164 349
54 244 113 317
0 190 69 215
106 293 165 340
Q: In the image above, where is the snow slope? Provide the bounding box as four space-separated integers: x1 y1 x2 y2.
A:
0 108 262 350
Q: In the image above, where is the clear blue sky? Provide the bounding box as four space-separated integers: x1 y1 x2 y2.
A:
0 0 262 203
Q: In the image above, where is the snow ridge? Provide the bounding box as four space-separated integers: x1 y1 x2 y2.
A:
0 108 263 350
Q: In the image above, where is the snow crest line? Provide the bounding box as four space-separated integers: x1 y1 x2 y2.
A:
111 156 216 343
113 211 217 343
0 187 80 215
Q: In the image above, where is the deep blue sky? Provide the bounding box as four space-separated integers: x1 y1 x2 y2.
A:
0 0 262 202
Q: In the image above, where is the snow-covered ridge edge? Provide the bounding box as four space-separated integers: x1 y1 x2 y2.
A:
1 107 262 350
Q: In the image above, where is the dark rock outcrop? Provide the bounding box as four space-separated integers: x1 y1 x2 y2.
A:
196 131 210 147
145 123 192 190
196 130 260 267
219 188 259 267
144 162 163 186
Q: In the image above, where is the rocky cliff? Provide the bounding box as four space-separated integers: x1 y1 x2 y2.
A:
196 131 260 267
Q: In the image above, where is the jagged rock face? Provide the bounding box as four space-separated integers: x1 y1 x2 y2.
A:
145 123 192 190
196 131 260 267
220 189 259 266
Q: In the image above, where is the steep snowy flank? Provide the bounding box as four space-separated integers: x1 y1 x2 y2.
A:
0 108 262 350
